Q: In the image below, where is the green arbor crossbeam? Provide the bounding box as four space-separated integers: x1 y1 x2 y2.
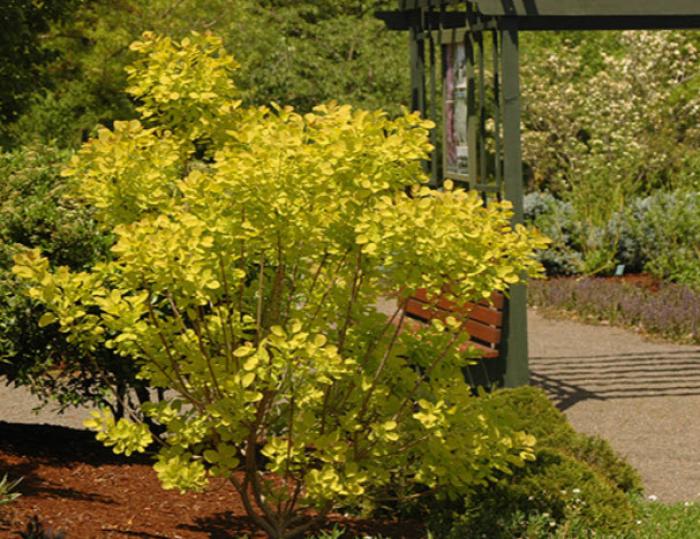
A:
400 0 700 17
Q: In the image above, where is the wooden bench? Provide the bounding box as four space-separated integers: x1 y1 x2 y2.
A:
400 288 506 386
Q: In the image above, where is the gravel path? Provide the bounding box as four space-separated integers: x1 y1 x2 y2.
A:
2 308 699 502
529 308 700 503
0 382 92 430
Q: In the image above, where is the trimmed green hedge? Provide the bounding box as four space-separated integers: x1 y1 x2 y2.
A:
426 387 641 538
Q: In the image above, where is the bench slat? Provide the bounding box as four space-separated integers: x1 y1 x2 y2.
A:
464 320 501 346
397 315 500 358
404 299 502 345
467 304 503 327
409 297 502 328
460 341 499 359
404 298 437 321
482 292 505 310
401 288 505 361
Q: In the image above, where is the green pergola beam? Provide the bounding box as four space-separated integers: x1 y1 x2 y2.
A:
476 0 700 17
400 0 700 16
514 16 700 31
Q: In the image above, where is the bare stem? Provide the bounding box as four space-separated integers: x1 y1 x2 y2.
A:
337 251 363 353
230 474 278 538
357 302 407 420
330 300 405 427
166 292 223 399
216 254 237 369
306 249 352 326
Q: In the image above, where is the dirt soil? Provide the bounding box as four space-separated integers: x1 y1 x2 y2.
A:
596 273 661 291
0 422 423 539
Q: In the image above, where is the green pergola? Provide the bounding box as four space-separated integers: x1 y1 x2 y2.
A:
378 0 700 388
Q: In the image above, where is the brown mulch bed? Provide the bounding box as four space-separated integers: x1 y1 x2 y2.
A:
0 422 424 538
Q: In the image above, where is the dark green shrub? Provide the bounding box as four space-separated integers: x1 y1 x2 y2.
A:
0 144 148 415
483 385 570 440
489 387 642 494
426 387 641 538
439 449 636 539
563 432 642 495
0 144 107 268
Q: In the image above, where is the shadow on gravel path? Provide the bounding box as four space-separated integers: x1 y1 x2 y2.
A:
531 349 700 411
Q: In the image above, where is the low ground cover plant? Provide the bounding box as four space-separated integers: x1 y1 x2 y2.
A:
529 277 700 343
633 498 700 539
448 498 700 539
0 473 22 507
12 32 548 538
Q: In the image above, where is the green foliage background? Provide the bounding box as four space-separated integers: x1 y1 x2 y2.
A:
2 0 409 149
0 144 145 413
0 0 80 136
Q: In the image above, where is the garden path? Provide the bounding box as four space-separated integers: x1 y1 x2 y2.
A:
2 309 699 503
0 381 90 430
529 308 700 503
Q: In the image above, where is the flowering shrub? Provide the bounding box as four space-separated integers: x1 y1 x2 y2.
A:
523 31 700 197
12 32 548 538
522 31 700 276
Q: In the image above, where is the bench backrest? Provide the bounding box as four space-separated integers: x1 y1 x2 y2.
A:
403 288 505 359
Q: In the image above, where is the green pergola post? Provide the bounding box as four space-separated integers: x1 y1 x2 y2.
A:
500 18 528 387
409 24 426 119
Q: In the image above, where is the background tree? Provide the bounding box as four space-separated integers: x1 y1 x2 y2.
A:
0 0 80 145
